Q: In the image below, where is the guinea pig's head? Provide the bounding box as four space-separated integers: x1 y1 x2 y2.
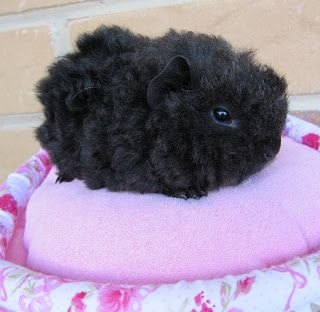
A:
147 51 288 188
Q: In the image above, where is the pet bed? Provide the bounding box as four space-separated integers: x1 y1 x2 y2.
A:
24 137 320 285
0 115 319 311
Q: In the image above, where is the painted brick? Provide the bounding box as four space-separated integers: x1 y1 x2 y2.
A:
0 0 90 15
0 27 54 115
70 0 320 95
0 127 40 182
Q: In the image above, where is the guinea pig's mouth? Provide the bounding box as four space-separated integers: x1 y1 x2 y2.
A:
219 142 281 187
262 156 278 169
238 156 278 184
255 150 280 173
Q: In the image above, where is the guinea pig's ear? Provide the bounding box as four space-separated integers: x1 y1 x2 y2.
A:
147 55 190 108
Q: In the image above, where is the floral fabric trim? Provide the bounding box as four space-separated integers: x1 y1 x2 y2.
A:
0 115 319 312
284 115 320 151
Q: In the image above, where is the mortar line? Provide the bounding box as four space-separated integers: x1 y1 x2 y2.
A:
0 0 199 32
289 94 320 111
0 113 43 130
48 18 73 56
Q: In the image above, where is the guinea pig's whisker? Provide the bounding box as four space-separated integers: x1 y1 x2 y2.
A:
71 86 100 100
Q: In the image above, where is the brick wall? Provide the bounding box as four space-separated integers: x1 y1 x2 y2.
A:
0 0 319 181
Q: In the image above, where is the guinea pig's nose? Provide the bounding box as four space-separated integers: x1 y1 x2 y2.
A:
263 149 276 161
263 140 280 161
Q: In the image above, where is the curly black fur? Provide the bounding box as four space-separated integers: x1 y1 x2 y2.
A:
36 26 288 199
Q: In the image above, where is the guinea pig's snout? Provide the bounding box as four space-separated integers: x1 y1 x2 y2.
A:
263 140 281 162
263 149 276 161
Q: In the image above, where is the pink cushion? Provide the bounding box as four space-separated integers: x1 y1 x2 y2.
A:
24 137 320 284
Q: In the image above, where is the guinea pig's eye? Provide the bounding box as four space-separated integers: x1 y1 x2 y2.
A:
213 107 232 124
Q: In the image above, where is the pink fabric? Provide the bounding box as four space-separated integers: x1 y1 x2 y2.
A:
23 137 320 284
6 211 27 266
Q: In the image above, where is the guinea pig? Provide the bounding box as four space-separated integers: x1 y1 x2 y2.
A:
36 25 288 199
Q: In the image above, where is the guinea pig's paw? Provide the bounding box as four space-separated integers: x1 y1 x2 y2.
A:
55 174 74 184
186 187 208 199
166 187 207 200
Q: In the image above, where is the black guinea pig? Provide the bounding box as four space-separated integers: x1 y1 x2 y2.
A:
36 25 288 199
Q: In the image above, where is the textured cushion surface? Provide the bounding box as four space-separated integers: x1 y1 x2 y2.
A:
24 137 320 284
